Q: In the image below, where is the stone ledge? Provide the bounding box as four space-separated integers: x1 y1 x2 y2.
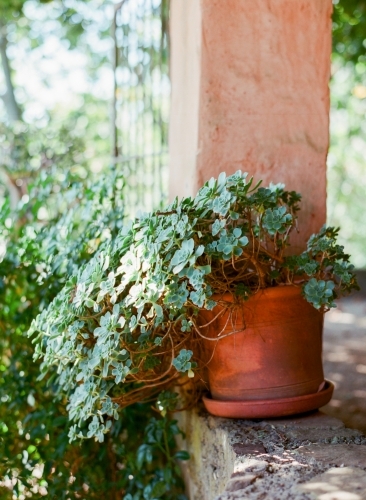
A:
177 407 366 499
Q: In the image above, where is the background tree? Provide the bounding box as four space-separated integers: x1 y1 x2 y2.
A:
0 121 186 500
0 2 186 499
333 0 366 64
329 0 366 268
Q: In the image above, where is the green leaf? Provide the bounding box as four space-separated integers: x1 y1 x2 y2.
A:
153 303 163 317
174 450 190 461
151 481 167 497
230 211 239 220
172 349 193 373
137 444 153 469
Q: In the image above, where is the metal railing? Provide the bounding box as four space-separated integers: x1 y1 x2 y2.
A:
112 0 170 217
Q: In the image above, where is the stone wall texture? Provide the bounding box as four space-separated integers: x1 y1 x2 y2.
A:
176 409 366 500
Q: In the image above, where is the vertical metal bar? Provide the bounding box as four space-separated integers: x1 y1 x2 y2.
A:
113 0 170 217
111 5 119 161
112 1 127 162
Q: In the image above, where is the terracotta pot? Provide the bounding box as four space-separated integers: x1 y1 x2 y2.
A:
198 286 332 416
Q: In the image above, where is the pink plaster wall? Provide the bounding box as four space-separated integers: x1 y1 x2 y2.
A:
194 0 332 249
168 0 202 200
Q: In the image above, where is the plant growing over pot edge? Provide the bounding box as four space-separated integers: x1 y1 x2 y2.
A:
29 171 359 442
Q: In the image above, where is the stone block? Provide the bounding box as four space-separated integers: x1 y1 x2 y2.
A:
297 466 366 499
177 408 366 499
232 459 268 474
263 411 345 429
281 426 362 444
225 474 257 492
232 443 266 456
293 444 366 469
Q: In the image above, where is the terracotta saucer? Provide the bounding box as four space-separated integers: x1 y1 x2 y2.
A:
202 380 334 419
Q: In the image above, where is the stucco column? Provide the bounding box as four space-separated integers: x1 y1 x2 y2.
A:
169 0 332 249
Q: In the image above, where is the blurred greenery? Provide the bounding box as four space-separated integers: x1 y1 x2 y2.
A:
1 2 186 499
333 0 366 64
0 123 186 499
330 0 366 268
0 0 112 168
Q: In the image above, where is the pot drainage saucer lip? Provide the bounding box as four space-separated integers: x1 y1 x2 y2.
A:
202 380 334 419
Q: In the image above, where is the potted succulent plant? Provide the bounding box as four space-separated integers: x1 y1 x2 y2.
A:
29 171 358 441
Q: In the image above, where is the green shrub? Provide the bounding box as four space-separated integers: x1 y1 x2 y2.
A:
0 124 186 499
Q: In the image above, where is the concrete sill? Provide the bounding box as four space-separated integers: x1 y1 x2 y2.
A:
177 408 366 499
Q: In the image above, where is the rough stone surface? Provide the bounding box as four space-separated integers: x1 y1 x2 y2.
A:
231 459 268 475
293 444 366 469
280 426 362 444
177 408 366 500
297 466 366 499
225 475 257 492
267 412 345 430
232 444 266 456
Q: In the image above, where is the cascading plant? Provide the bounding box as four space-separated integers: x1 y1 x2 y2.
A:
29 171 359 442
